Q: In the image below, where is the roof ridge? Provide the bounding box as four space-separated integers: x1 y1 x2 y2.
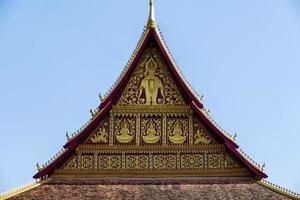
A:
102 27 148 103
257 179 300 200
0 179 48 200
37 149 66 175
155 26 204 105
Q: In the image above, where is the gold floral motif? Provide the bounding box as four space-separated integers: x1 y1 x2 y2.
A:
153 154 176 170
81 155 93 170
208 154 221 169
181 154 204 169
141 117 162 144
98 155 121 170
63 156 77 170
167 118 188 144
126 155 149 170
224 155 239 168
114 117 135 144
118 45 185 106
58 149 246 176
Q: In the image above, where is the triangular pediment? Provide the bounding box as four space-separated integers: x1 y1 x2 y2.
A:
34 28 266 180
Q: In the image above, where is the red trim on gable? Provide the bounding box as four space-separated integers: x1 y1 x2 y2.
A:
151 30 203 109
191 101 237 148
33 148 73 179
229 147 268 178
33 27 267 179
100 30 153 106
191 101 267 178
33 101 112 179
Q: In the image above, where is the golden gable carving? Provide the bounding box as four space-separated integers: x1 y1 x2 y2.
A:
65 44 246 177
55 146 248 177
118 44 185 106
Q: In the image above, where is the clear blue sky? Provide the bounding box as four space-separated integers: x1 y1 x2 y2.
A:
0 0 300 194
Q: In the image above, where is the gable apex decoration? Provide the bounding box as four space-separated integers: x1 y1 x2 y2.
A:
33 2 267 180
147 0 156 28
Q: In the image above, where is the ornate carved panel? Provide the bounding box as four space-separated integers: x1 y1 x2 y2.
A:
86 117 109 144
180 154 204 169
193 117 216 145
114 116 136 144
55 145 247 177
126 154 149 170
70 49 246 176
167 117 189 145
62 156 77 170
98 155 122 170
81 155 94 170
49 31 254 179
153 154 177 170
83 110 219 148
118 44 186 106
224 154 240 168
140 116 162 145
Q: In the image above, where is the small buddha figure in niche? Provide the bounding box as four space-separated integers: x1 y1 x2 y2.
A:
142 119 160 144
116 119 133 143
139 57 164 105
169 120 186 144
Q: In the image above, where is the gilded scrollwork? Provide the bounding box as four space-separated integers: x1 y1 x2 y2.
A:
194 117 215 145
118 45 185 106
208 154 221 169
90 127 108 143
99 155 122 170
81 155 93 170
224 155 240 168
57 147 245 176
167 118 188 144
181 154 204 169
194 128 211 145
62 156 77 170
153 154 176 170
126 155 149 170
140 117 162 144
86 117 109 144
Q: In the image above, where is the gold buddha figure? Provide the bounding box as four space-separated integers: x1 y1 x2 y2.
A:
169 120 186 144
139 57 164 105
116 119 133 143
142 119 160 144
194 128 211 144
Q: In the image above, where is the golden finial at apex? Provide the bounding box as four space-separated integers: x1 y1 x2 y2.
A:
147 0 156 28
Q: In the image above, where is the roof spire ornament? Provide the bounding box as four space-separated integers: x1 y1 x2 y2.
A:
66 131 70 141
147 0 156 28
99 93 103 102
36 162 41 171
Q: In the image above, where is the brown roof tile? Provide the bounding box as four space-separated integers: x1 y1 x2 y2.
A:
6 178 295 200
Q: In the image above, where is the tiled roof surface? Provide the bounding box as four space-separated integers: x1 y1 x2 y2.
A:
5 178 297 200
